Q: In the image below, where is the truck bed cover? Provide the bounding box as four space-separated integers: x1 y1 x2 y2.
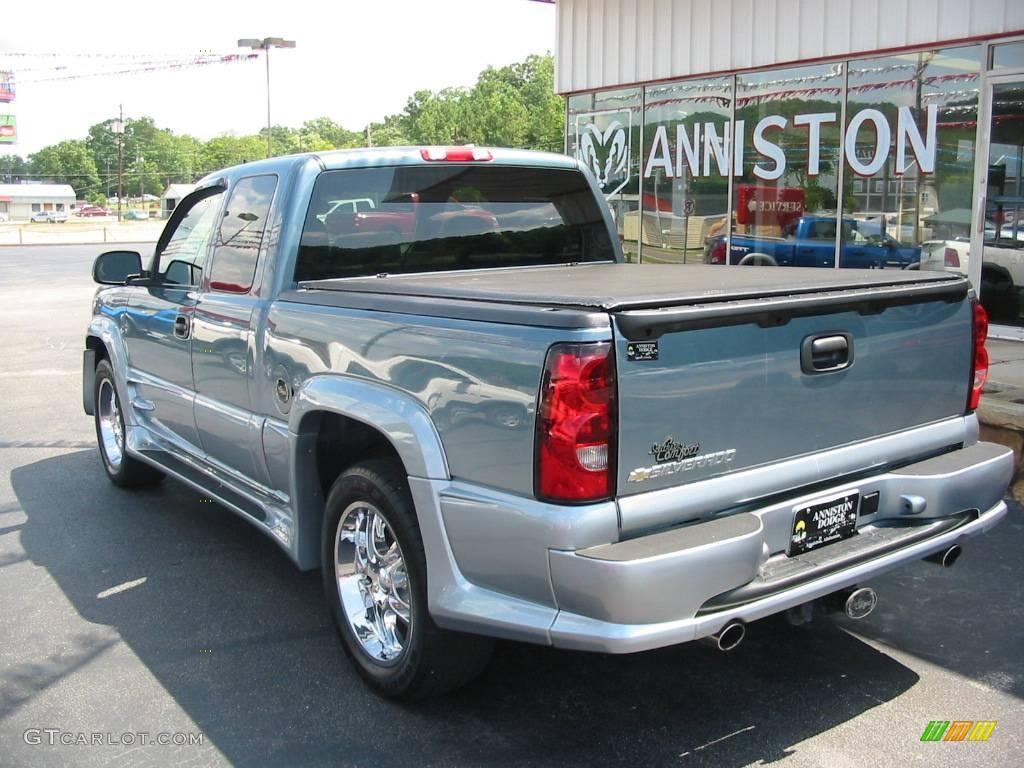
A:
300 263 964 313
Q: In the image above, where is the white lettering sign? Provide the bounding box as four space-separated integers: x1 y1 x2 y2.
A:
643 106 938 180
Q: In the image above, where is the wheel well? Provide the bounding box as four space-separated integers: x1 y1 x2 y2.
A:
86 335 109 364
312 412 403 497
293 410 408 570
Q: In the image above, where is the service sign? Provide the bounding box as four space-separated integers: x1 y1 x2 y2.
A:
736 185 805 226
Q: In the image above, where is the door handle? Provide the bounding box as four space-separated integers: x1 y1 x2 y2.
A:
977 195 986 234
173 314 191 340
801 333 853 374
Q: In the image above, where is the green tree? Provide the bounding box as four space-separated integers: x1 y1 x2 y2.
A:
1 153 29 183
301 117 362 148
28 140 101 198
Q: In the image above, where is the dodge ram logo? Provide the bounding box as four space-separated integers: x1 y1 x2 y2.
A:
575 110 631 197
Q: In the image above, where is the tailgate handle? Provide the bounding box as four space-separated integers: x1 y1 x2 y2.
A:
802 333 853 374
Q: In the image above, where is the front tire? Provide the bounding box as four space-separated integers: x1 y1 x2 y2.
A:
93 359 163 488
322 459 493 699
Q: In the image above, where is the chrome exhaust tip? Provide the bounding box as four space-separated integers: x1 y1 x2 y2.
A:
704 621 746 651
843 587 878 620
924 544 962 568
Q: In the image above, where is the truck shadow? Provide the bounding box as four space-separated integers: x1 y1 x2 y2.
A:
11 450 1012 767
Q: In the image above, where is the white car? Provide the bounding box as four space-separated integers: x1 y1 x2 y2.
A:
920 238 1024 323
29 211 69 224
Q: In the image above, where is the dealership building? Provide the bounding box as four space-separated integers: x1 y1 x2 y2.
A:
553 0 1024 336
0 183 75 221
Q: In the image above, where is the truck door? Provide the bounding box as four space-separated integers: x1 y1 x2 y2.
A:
191 174 278 486
796 219 837 267
123 186 224 450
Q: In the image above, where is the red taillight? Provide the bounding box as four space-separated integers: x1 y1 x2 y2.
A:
536 342 616 503
708 240 726 265
969 300 989 411
420 146 493 162
944 247 960 268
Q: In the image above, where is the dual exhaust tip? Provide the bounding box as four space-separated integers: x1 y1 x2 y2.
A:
702 544 963 652
704 621 746 652
924 544 962 568
705 586 878 652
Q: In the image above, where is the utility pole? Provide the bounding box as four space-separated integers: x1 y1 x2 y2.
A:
114 104 125 222
367 123 373 148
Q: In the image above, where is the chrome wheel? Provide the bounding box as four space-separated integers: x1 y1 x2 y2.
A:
334 502 412 663
97 378 124 470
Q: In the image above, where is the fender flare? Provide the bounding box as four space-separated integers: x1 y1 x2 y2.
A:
286 375 450 570
289 374 450 481
85 315 133 422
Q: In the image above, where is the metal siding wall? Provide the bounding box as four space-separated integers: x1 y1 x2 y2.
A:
557 0 1024 93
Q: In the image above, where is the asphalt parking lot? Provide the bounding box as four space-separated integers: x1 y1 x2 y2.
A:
1 243 1022 767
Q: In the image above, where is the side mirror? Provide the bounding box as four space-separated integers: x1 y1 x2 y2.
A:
163 259 201 286
93 250 143 285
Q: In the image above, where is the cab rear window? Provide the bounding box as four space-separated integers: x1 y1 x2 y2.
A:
294 165 615 282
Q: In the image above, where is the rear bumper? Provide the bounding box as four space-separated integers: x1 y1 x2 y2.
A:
549 500 1006 652
420 439 1013 653
547 441 1012 653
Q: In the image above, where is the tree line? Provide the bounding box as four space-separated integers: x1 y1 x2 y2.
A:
0 54 564 203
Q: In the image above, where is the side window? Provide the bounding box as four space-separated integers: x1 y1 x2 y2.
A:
159 193 223 286
809 220 837 241
209 175 278 293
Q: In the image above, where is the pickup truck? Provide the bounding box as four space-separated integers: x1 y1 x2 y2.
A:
705 215 921 269
84 146 1013 700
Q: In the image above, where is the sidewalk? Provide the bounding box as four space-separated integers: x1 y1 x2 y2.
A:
0 220 164 246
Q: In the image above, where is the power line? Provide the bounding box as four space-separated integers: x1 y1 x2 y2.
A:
8 54 260 85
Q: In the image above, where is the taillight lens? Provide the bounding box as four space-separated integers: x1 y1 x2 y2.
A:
536 342 616 503
944 247 960 268
707 240 726 265
969 300 989 411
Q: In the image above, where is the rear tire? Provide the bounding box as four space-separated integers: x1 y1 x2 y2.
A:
738 252 777 266
322 459 493 699
93 359 163 488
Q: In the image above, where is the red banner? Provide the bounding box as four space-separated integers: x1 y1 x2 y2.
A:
736 184 805 227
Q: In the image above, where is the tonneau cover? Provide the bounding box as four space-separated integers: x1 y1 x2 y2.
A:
300 263 962 312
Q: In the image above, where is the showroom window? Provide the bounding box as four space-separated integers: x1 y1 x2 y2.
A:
567 43 983 273
641 75 733 264
729 63 845 268
567 87 642 260
843 45 981 261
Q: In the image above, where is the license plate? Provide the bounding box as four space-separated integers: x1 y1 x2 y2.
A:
788 492 860 556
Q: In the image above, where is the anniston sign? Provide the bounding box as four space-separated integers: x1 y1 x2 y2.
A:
644 104 938 180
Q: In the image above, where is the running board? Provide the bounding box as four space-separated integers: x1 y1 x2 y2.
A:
133 443 296 559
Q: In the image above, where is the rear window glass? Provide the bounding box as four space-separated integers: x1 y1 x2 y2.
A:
294 165 615 282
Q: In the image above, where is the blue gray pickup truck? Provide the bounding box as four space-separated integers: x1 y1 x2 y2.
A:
84 146 1012 699
705 214 921 268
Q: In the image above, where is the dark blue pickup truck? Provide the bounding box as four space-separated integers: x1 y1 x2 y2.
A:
705 215 921 269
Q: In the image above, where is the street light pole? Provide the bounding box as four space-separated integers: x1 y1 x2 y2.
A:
238 37 296 159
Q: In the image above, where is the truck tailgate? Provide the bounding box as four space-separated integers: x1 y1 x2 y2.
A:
611 280 973 506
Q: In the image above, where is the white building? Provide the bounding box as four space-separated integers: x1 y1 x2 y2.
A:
161 184 196 218
554 0 1024 336
0 183 76 221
